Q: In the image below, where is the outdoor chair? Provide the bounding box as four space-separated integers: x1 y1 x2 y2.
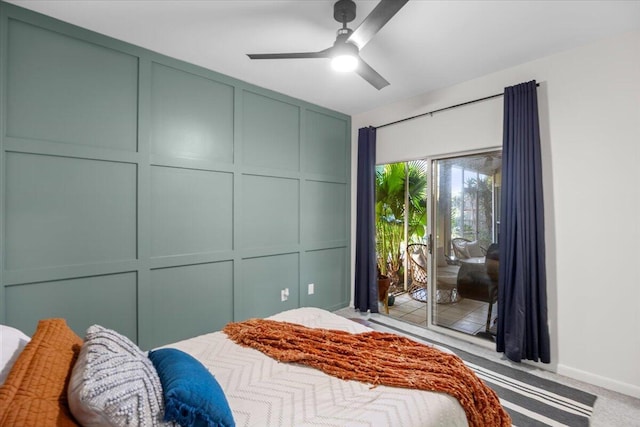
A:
407 243 428 302
407 243 459 304
451 237 486 261
456 243 499 335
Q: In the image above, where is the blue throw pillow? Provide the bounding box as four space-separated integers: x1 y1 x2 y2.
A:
148 348 235 427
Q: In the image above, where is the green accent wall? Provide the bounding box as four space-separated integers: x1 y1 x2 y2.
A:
0 2 351 349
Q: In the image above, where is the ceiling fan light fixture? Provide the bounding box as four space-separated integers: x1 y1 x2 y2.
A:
330 40 359 72
331 53 358 72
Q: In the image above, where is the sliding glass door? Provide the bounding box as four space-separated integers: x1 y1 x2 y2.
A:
376 151 501 339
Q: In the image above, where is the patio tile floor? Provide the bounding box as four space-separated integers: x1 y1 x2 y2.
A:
385 291 497 336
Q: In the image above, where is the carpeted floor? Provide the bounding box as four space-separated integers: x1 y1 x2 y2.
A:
368 318 595 426
334 307 640 427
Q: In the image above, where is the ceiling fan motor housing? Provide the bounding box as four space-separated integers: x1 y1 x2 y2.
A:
334 0 357 24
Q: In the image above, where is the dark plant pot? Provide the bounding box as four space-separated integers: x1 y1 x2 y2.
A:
387 294 395 306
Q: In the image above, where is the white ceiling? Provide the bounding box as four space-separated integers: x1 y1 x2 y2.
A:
7 0 640 116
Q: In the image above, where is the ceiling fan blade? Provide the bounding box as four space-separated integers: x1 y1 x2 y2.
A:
356 58 390 90
347 0 409 50
247 49 331 60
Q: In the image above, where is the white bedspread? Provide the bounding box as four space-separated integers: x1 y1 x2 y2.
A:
165 307 468 427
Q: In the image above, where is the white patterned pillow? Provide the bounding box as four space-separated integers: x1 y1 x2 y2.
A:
68 325 174 427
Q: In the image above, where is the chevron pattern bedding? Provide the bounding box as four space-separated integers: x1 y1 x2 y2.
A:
165 307 468 427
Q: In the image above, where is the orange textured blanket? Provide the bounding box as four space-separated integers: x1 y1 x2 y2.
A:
224 319 511 427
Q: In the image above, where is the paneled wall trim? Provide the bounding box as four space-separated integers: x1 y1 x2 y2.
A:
0 3 351 349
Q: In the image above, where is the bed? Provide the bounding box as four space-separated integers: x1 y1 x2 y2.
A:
0 307 508 427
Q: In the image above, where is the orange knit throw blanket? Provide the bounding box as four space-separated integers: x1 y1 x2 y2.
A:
224 319 511 427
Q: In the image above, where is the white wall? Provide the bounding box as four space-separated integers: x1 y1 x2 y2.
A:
350 30 640 398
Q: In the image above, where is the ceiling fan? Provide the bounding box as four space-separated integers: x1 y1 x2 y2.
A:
246 0 409 90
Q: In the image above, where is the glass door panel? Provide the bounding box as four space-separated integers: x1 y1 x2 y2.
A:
431 151 501 337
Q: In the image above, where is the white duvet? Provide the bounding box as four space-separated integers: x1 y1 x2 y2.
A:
166 307 468 427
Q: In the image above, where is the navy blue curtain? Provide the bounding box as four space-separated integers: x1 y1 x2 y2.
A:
497 80 550 363
354 126 378 313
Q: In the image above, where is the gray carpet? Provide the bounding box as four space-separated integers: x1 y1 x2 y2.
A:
368 318 596 427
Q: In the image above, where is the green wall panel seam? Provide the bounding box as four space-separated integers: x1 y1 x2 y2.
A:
136 55 152 348
0 2 8 323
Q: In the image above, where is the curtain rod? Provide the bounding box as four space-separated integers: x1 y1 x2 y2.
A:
375 83 540 130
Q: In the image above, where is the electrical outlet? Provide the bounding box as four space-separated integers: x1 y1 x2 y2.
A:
281 288 289 302
308 283 315 295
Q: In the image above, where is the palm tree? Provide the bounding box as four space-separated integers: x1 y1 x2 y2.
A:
462 176 493 247
375 161 427 287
